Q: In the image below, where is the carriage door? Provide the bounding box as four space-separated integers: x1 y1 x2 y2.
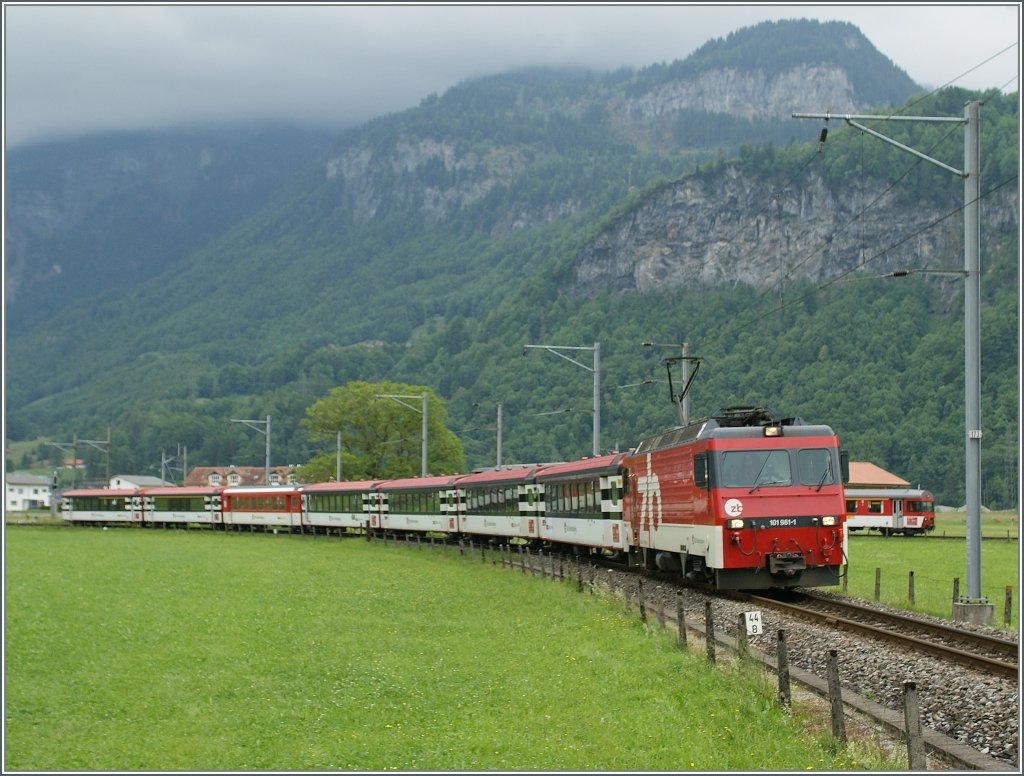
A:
206 493 223 524
892 499 905 533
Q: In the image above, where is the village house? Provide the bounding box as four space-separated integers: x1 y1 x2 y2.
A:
6 472 53 511
183 465 299 488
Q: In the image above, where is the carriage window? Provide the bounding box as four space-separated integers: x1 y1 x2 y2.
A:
846 500 857 512
867 500 884 514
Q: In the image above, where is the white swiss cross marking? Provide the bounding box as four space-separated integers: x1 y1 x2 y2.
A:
638 453 662 531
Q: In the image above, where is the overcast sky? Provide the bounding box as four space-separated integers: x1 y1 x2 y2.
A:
3 3 1020 148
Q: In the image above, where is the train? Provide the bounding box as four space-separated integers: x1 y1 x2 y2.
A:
60 405 850 590
844 487 936 536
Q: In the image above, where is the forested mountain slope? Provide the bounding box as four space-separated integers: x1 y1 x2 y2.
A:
4 20 1018 508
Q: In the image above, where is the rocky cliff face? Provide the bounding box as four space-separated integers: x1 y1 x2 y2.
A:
571 165 1019 295
322 62 886 231
616 65 860 124
325 138 530 225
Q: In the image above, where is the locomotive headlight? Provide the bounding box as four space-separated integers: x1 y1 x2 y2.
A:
763 426 783 437
820 515 838 526
725 518 745 529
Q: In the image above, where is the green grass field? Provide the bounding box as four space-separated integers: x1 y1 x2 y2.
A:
5 528 903 771
931 509 1019 539
844 526 1019 629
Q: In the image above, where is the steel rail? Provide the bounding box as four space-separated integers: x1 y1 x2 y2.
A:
740 591 1018 680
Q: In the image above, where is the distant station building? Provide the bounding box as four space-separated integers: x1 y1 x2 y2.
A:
184 465 299 488
6 472 53 511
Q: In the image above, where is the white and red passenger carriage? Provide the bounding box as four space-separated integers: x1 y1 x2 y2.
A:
301 480 380 534
141 486 222 526
61 488 140 525
533 453 628 554
374 475 460 536
454 465 542 542
220 485 302 531
844 487 935 536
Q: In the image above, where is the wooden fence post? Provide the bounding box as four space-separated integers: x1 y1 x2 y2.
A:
826 649 847 743
952 577 960 615
638 578 646 622
908 570 915 604
1005 586 1013 626
777 630 791 708
677 592 687 648
705 601 716 664
874 567 881 601
736 612 749 659
903 681 927 770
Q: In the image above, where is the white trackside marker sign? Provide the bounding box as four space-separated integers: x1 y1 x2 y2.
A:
744 611 763 635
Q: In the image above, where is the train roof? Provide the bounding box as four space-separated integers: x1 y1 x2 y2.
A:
302 480 381 493
61 488 136 497
844 487 933 499
377 474 460 491
142 486 220 496
534 453 624 482
455 465 540 488
631 409 836 456
221 485 300 495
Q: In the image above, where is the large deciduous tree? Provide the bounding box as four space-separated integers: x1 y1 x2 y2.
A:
299 381 465 482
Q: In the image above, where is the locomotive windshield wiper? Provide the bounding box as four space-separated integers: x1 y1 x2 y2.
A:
748 455 772 493
815 459 834 492
750 478 788 493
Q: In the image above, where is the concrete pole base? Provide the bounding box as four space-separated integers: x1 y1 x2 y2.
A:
953 601 994 626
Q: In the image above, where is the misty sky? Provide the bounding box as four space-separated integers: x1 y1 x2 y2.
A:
3 3 1020 148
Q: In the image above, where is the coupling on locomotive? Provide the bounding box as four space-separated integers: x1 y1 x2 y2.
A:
61 405 850 591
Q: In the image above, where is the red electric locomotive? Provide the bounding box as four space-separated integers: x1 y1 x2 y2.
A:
622 406 849 589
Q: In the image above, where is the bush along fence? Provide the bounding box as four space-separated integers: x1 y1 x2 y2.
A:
365 531 1013 771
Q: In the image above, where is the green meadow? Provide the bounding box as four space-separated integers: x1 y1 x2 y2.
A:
844 521 1019 629
5 528 902 771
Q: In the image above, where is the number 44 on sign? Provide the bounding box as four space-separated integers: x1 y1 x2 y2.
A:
744 611 763 636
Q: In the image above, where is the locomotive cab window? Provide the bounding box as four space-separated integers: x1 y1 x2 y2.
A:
797 448 835 486
720 450 791 488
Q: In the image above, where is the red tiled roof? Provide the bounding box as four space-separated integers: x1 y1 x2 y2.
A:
183 466 296 487
847 461 910 487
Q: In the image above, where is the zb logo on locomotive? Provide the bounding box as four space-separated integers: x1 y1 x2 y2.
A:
638 453 662 531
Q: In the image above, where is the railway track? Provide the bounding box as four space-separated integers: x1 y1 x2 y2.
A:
733 589 1019 680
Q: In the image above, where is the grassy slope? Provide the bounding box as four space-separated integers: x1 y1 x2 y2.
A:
5 529 902 771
